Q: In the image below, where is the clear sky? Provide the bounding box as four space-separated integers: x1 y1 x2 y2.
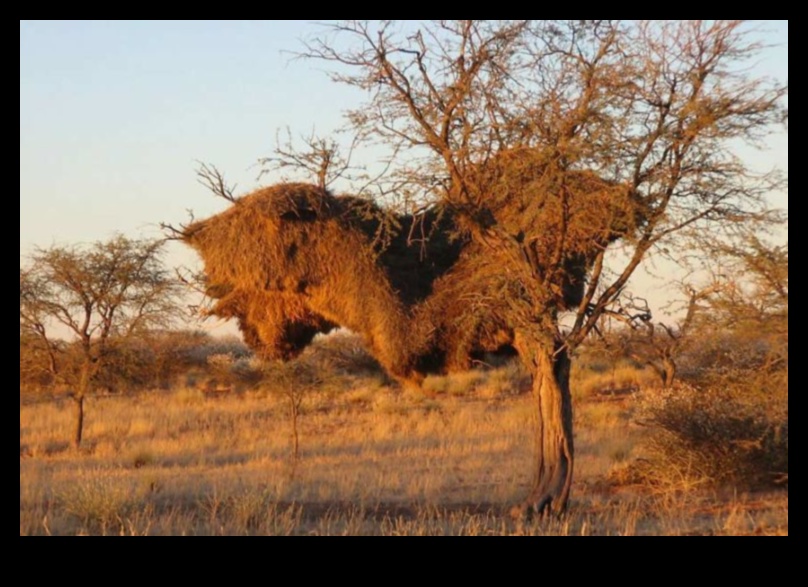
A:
20 21 366 250
20 20 788 329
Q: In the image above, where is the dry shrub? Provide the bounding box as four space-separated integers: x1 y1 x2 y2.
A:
20 330 250 396
422 371 482 397
677 332 784 386
633 384 788 490
303 332 385 376
478 361 531 398
572 361 657 400
419 359 528 399
259 359 322 395
58 471 138 531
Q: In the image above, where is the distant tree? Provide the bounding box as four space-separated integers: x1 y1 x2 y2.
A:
708 236 787 334
19 236 181 448
262 360 321 476
604 229 788 390
699 234 788 379
604 283 722 388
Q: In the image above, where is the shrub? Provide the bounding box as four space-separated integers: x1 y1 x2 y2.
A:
58 471 136 531
633 383 788 490
304 332 385 376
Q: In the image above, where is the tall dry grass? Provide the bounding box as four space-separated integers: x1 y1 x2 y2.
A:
20 359 787 536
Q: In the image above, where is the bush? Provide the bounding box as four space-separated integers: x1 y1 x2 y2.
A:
303 332 385 376
633 383 788 490
58 471 137 531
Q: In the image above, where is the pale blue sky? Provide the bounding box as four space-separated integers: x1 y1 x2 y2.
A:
20 20 788 327
20 20 364 251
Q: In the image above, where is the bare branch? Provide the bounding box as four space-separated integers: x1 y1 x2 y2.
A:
259 128 361 191
197 162 238 203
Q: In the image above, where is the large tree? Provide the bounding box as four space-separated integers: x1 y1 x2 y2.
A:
296 20 786 515
19 236 180 448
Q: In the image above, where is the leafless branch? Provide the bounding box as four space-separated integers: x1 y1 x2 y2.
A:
197 162 238 203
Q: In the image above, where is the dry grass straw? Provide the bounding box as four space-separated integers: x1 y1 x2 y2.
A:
631 383 788 491
182 167 643 384
184 184 454 382
21 359 787 535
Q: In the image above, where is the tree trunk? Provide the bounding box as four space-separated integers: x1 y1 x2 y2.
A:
72 395 85 449
72 359 93 449
290 399 300 465
662 357 676 388
517 343 574 517
288 393 302 477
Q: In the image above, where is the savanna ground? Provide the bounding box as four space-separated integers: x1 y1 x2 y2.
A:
20 334 787 536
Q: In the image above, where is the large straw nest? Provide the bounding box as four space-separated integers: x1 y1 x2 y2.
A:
183 161 640 384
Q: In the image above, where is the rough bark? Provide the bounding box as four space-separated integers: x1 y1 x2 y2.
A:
517 344 574 517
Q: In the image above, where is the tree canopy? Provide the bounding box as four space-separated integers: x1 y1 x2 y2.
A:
183 20 786 515
20 236 180 446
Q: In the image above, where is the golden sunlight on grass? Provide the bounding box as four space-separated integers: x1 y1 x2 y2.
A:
20 363 788 536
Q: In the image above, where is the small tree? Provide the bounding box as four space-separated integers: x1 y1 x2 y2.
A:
297 20 786 514
605 284 722 388
19 236 180 448
697 234 788 382
261 360 321 475
706 235 787 336
635 233 787 489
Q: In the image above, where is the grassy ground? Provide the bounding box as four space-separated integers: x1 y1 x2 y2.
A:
20 364 788 536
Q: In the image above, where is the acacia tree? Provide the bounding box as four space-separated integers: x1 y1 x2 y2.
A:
698 234 788 380
707 235 788 334
606 284 722 388
296 20 786 515
19 236 180 448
